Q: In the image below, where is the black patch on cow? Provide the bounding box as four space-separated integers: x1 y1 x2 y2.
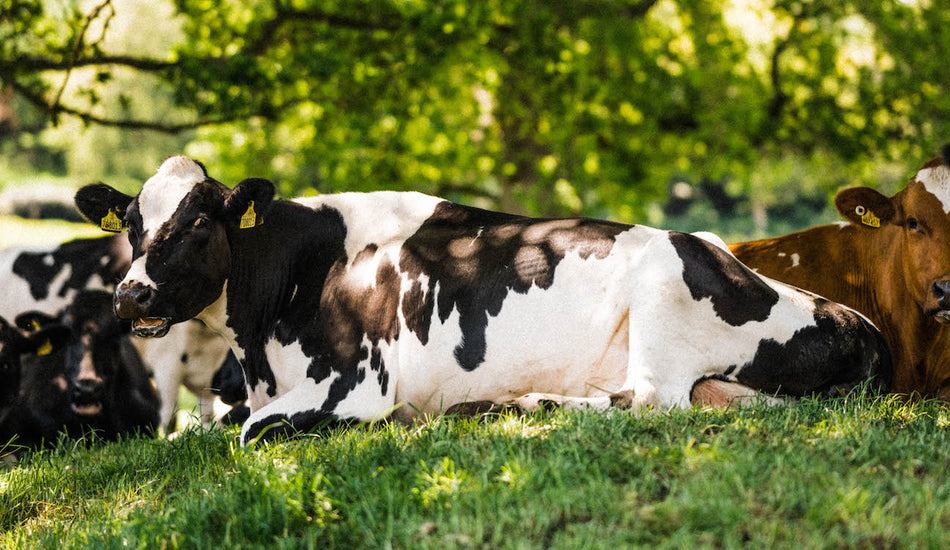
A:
734 298 893 396
242 409 357 444
210 350 248 404
12 235 128 301
226 201 349 397
399 201 627 370
668 232 779 326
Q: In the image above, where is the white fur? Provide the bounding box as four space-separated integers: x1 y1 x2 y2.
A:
138 156 206 237
293 192 443 261
915 165 950 214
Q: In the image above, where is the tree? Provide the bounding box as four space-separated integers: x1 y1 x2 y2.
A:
3 0 950 230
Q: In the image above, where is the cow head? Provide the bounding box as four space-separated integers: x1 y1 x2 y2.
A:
18 292 136 417
74 156 274 337
835 147 950 323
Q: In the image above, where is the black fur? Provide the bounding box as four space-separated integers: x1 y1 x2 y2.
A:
669 232 779 326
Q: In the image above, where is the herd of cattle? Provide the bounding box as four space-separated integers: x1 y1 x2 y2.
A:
0 147 948 453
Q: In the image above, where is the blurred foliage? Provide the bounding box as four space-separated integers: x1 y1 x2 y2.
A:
1 0 949 238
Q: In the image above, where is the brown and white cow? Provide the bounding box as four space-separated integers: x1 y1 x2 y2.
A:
75 156 892 445
731 148 950 398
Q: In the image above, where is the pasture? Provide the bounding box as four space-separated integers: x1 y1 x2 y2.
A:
2 394 948 549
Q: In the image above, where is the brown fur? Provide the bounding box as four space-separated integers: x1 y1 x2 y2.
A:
730 157 950 398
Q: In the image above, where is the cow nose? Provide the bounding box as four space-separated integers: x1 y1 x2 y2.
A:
72 377 103 401
114 281 154 319
933 281 950 310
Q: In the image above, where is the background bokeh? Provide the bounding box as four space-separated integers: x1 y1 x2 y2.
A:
3 0 949 243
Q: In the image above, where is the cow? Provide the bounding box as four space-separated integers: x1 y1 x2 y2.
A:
0 291 160 456
0 235 233 431
75 155 893 445
0 315 69 455
730 149 950 399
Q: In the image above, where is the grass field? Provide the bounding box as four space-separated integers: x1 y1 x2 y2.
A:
1 394 948 549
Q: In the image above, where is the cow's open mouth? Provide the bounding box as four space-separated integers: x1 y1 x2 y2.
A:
936 311 950 324
71 402 102 416
132 317 171 338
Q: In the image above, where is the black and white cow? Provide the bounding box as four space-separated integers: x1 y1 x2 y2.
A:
75 156 893 445
0 235 233 431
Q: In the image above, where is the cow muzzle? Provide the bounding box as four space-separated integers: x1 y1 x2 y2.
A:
114 281 171 338
932 280 950 323
71 378 104 416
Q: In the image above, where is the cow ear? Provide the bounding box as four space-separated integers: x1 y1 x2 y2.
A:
22 325 70 356
14 312 59 334
75 183 134 233
224 178 275 230
835 187 896 229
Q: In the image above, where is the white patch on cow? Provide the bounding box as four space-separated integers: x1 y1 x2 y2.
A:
121 256 158 290
138 155 207 236
293 191 443 261
790 253 800 267
43 254 54 266
0 245 72 318
263 336 311 397
691 231 730 253
916 165 950 213
834 221 850 229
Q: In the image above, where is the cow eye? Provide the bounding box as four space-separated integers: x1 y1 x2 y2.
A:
194 217 209 229
907 217 920 232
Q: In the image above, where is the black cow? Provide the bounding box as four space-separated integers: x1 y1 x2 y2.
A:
76 156 893 445
0 291 160 456
0 316 70 455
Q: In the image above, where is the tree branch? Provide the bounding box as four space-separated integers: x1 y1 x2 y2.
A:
8 79 229 133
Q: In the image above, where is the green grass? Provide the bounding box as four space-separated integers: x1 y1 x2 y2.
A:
1 395 948 549
0 215 103 249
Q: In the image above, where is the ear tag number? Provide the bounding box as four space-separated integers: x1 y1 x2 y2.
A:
861 209 880 228
239 201 261 229
100 209 123 232
36 339 52 356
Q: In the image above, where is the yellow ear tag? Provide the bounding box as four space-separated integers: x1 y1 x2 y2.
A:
861 209 880 228
36 339 52 356
239 201 259 229
100 209 123 232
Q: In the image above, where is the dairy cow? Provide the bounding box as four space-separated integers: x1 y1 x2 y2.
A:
0 291 160 455
76 156 893 445
0 235 233 431
731 149 950 398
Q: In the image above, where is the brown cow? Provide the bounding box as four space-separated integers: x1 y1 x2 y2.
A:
730 149 950 398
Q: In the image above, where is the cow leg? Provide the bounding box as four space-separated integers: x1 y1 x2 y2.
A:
507 393 613 412
690 378 785 407
239 377 392 446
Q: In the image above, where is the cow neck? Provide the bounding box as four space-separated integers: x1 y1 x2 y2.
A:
220 200 347 397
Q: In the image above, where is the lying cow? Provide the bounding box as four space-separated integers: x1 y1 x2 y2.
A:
731 149 950 398
0 235 233 431
0 291 160 455
75 156 893 445
0 315 69 454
